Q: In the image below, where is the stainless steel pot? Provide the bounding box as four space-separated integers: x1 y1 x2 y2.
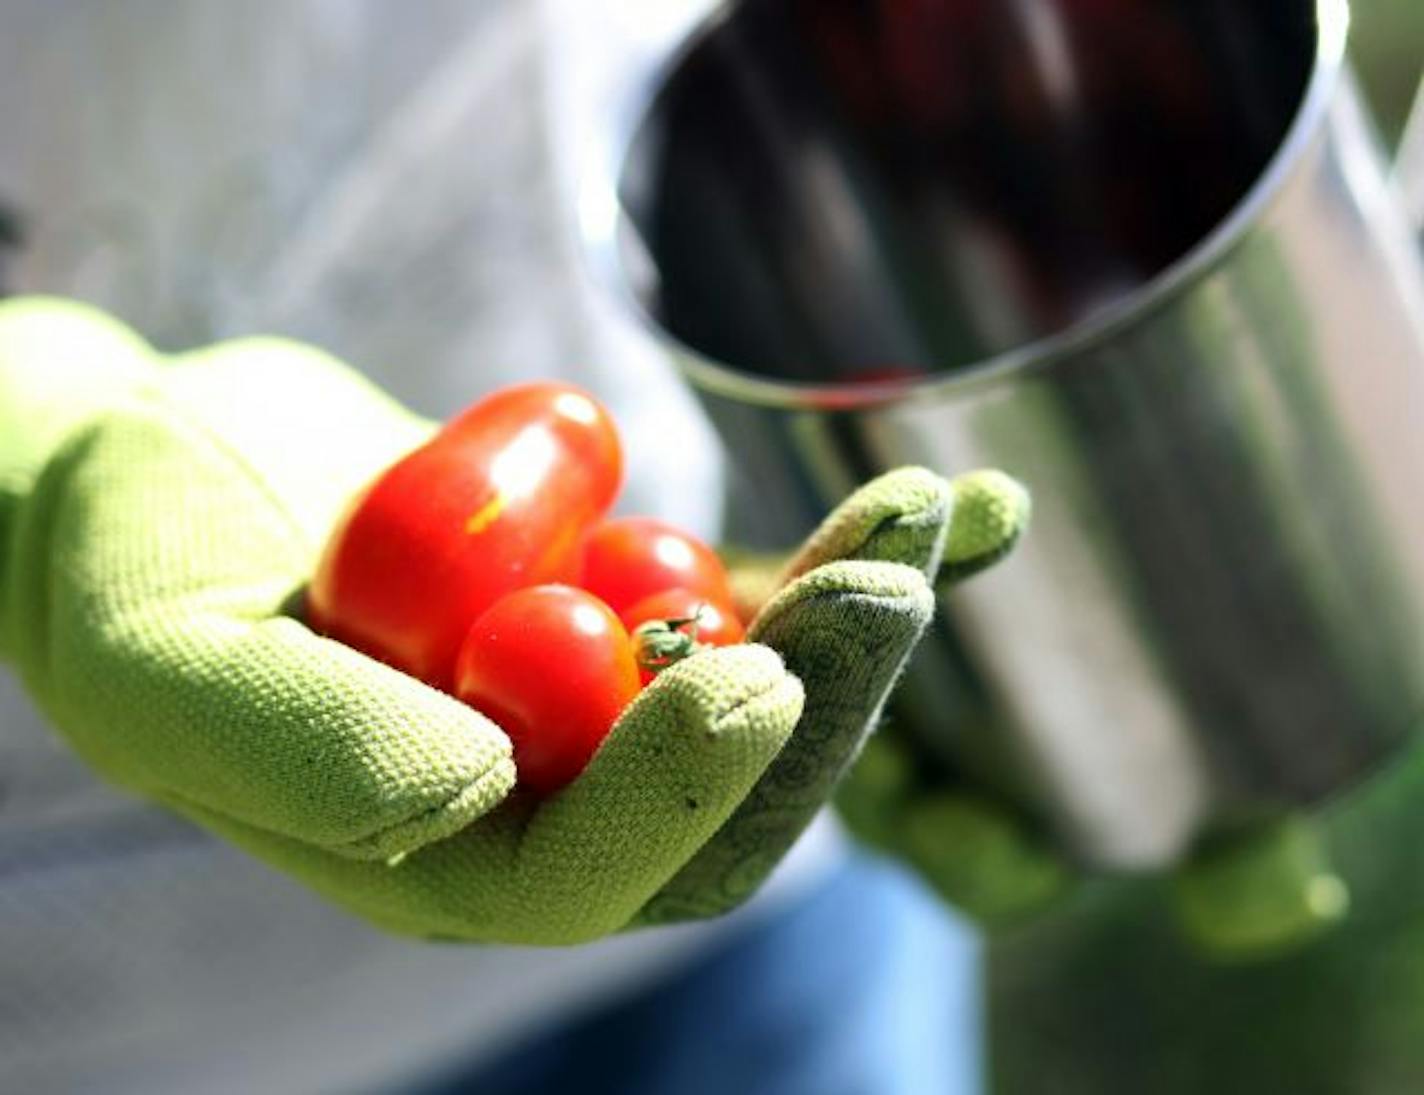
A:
584 0 1424 868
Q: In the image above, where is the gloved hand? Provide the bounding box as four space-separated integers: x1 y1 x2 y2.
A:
784 472 1076 925
824 480 1348 959
0 296 955 945
846 752 1348 959
724 469 1079 928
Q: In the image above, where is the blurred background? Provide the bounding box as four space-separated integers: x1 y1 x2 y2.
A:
1351 0 1424 147
0 1 1421 1093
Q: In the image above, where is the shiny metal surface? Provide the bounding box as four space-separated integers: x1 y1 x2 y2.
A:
1401 76 1424 230
588 0 1424 867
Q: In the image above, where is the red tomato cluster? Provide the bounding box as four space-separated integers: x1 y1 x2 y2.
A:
307 383 744 795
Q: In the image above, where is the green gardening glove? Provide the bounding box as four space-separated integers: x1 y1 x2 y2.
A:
819 474 1348 958
0 296 948 945
802 472 1080 926
848 749 1349 958
725 470 1076 926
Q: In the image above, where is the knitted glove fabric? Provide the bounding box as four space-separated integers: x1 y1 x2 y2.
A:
640 467 955 924
0 296 940 944
819 464 1346 957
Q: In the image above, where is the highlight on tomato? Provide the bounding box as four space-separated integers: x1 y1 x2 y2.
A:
453 585 641 796
578 517 735 615
307 383 622 689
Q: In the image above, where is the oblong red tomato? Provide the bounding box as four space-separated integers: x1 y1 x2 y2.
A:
308 383 622 689
578 517 734 615
621 587 746 686
454 585 640 796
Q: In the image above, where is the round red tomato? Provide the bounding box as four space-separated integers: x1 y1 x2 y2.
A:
579 517 734 615
308 383 622 689
621 587 746 686
454 585 640 796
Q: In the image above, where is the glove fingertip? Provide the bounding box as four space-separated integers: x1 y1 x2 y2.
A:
751 559 936 641
145 614 520 864
942 469 1031 583
780 466 953 583
626 642 805 756
337 751 518 863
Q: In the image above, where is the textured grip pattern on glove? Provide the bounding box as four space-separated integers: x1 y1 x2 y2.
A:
8 383 517 861
637 469 952 923
637 562 935 924
176 644 803 944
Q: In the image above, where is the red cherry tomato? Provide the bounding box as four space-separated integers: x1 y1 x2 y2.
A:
579 517 734 615
621 588 747 686
454 585 640 796
308 383 622 689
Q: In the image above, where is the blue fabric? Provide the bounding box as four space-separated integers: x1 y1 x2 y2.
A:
424 854 981 1095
